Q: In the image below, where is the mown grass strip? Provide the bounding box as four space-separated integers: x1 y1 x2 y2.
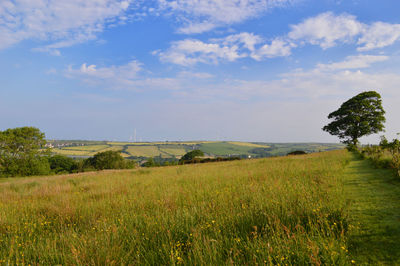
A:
344 155 400 265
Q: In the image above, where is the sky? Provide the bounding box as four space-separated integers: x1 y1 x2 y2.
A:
1 0 400 143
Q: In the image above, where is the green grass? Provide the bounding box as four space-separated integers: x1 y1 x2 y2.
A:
62 145 110 152
227 142 270 148
0 150 353 265
125 145 163 157
51 149 92 156
198 142 258 156
343 154 400 265
159 147 187 157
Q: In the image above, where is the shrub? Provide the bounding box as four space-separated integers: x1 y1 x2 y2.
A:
143 157 159 167
346 143 358 152
180 150 204 162
48 155 78 174
391 153 400 177
84 151 134 170
287 150 307 156
360 136 400 176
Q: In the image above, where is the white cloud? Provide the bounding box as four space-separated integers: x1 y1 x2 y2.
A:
45 68 57 75
177 71 214 79
158 0 293 34
66 60 142 88
157 12 400 66
176 22 219 35
0 0 134 53
155 39 245 65
218 32 263 52
156 33 292 65
288 12 364 49
288 12 400 51
252 38 293 60
358 22 400 51
65 60 204 91
317 55 389 70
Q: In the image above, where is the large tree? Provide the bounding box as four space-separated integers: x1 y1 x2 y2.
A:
323 91 385 146
0 127 50 177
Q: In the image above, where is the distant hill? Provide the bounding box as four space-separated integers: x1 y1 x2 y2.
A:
48 140 344 159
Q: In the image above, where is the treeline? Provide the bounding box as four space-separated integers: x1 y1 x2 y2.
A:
142 149 242 167
50 151 135 174
358 135 400 177
0 127 135 178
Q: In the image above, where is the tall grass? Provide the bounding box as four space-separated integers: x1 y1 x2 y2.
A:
0 150 352 265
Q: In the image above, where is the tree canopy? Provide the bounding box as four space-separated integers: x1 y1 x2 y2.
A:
49 155 78 174
84 150 134 170
0 127 50 177
323 91 385 145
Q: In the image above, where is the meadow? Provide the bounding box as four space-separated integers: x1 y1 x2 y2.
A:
0 150 354 265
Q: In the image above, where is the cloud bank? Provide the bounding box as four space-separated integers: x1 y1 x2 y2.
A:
157 0 292 34
157 12 400 65
0 0 134 53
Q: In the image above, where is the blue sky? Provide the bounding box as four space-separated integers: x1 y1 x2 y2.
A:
1 0 400 143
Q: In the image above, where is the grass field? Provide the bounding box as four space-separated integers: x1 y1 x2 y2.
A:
0 150 356 264
343 156 400 264
227 142 270 148
159 147 187 157
125 146 163 157
62 145 110 152
197 142 259 156
51 149 92 156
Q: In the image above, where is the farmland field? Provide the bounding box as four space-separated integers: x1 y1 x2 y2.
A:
124 145 162 157
49 140 344 159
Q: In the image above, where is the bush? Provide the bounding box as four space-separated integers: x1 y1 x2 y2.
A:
180 150 204 162
49 155 78 174
360 136 400 177
287 150 307 156
84 151 135 170
391 153 400 177
346 143 358 152
143 157 159 167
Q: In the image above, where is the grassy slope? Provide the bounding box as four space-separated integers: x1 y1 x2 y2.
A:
343 155 400 265
0 151 352 265
2 151 399 264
